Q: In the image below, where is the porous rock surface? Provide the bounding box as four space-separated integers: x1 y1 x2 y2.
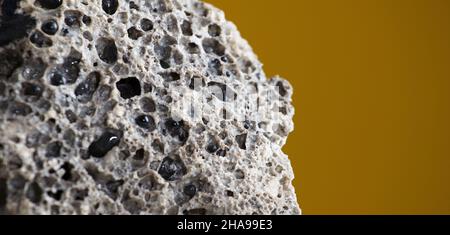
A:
0 0 300 214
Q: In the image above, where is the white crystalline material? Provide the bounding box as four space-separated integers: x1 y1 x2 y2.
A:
0 0 300 215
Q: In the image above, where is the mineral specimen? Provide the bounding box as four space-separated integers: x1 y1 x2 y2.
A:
0 0 299 215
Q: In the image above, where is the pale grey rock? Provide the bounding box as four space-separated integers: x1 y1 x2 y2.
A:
0 0 300 215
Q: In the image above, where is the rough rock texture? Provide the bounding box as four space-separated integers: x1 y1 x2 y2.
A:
0 0 300 215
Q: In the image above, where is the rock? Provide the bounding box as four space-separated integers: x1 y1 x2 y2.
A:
0 0 299 215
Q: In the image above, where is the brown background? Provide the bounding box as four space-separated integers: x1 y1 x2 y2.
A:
205 0 450 214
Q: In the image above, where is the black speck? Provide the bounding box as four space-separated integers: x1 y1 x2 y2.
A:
49 49 82 86
106 179 124 195
22 82 43 98
65 110 77 123
61 162 74 181
47 190 63 200
208 58 223 76
88 131 121 158
158 157 187 181
183 208 206 215
75 71 101 103
21 58 47 80
208 24 221 37
206 140 219 154
216 149 227 157
46 141 62 158
30 30 53 48
181 20 193 36
64 10 82 27
159 72 180 82
183 184 196 198
36 0 62 9
102 0 119 15
73 188 88 201
127 27 144 40
276 81 288 97
49 72 64 85
41 19 58 35
10 174 26 190
135 115 156 131
164 118 190 144
185 42 200 54
140 18 153 31
82 15 92 25
9 102 32 116
133 149 145 161
140 97 156 112
0 177 6 208
116 77 141 99
236 134 247 150
151 139 164 153
159 60 170 69
26 181 43 203
129 1 139 10
202 38 225 56
96 37 118 64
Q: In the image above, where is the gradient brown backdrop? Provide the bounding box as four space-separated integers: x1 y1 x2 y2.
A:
205 0 450 214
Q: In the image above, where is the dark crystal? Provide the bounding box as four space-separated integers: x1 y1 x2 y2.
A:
135 115 156 131
36 0 63 9
164 118 190 144
183 184 197 198
75 72 101 103
41 19 58 35
102 0 119 15
29 31 53 48
158 157 186 181
116 77 141 99
88 131 121 158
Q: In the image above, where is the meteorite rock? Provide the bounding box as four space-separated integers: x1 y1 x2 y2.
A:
0 0 299 215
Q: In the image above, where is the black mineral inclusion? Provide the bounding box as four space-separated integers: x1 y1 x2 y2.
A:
102 0 119 15
135 115 156 131
29 31 53 48
88 132 121 158
41 19 58 35
158 157 186 181
116 77 141 99
164 118 189 144
183 184 197 198
75 72 101 103
36 0 63 9
96 38 118 64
